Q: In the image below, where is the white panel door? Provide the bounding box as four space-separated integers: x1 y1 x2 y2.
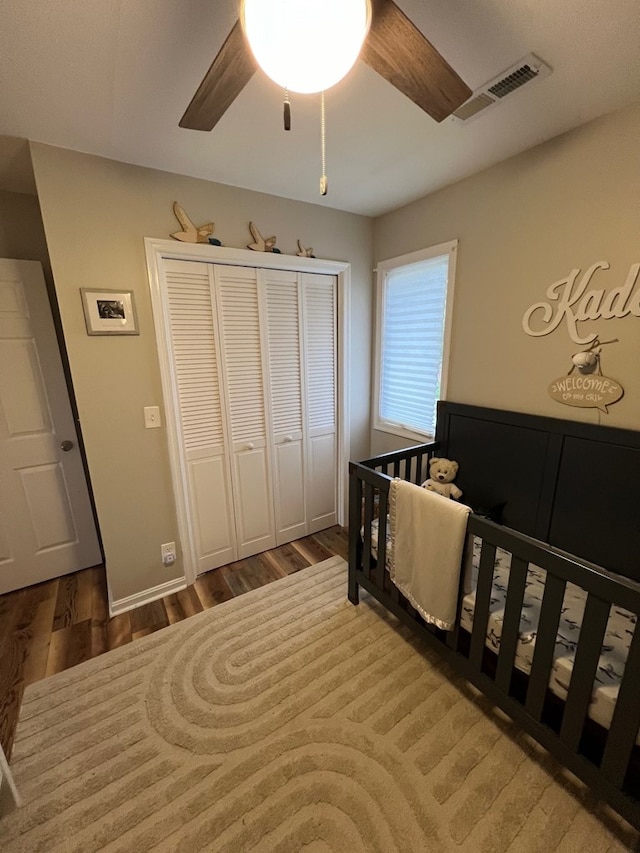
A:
0 259 101 594
163 258 236 572
302 273 338 533
262 269 307 545
215 266 275 559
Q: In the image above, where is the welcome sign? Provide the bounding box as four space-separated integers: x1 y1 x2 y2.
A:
548 374 624 413
522 261 640 344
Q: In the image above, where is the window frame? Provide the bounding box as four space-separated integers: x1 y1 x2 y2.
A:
373 240 458 442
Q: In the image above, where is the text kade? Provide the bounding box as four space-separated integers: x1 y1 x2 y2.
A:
522 261 640 344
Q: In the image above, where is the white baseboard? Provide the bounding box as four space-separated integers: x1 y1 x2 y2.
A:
109 576 187 617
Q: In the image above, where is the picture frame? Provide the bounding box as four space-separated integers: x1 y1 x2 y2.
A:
80 288 139 336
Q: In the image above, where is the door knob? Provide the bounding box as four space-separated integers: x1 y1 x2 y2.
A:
246 442 255 450
60 440 74 452
285 435 293 442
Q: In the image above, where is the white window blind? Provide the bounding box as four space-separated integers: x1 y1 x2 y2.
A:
378 247 454 438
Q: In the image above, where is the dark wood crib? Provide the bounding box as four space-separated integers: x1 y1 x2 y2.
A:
348 402 640 831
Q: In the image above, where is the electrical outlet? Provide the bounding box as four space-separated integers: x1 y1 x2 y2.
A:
161 542 176 567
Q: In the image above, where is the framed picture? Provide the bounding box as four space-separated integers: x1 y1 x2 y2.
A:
80 289 139 336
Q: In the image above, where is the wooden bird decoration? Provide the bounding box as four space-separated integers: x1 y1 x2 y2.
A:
171 202 214 243
247 222 277 252
297 240 315 258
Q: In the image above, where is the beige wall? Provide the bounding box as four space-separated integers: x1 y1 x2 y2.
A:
30 144 373 603
0 189 71 399
372 103 640 455
26 103 640 598
0 190 66 356
0 189 51 276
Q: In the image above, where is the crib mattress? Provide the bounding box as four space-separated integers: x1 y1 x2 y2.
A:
367 517 636 734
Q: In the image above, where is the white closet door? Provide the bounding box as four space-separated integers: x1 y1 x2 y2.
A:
302 273 337 533
262 269 307 545
164 259 236 572
215 266 276 558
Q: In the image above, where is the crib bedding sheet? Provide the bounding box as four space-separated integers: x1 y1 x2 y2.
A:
366 517 636 734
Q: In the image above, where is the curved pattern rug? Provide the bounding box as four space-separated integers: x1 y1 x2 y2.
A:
1 557 637 852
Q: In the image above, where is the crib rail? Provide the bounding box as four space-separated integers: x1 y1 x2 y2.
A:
464 517 640 794
348 446 640 831
359 440 440 481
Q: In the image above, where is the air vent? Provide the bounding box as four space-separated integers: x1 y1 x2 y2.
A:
453 93 495 122
453 54 552 124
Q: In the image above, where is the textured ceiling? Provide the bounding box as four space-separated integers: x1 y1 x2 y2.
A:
1 0 639 216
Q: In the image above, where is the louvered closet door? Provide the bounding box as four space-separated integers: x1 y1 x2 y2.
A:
262 269 307 545
163 259 236 572
214 265 276 558
302 273 337 533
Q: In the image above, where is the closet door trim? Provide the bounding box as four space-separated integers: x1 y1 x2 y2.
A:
145 239 351 586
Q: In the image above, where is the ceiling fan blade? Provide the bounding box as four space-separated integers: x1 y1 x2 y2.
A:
180 19 257 131
361 0 472 122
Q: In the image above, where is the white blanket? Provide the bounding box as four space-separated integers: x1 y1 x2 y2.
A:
389 479 471 631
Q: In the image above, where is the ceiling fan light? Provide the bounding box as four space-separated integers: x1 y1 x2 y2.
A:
241 0 371 95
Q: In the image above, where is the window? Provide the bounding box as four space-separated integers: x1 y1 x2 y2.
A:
374 241 457 441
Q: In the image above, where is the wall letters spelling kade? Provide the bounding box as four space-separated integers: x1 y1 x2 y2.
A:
522 261 640 344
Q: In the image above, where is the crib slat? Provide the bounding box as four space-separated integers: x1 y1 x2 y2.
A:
447 535 473 652
393 460 401 478
348 467 362 604
526 572 567 721
601 622 640 789
560 593 611 753
495 556 529 694
374 490 389 589
363 484 375 580
470 542 497 670
414 452 423 485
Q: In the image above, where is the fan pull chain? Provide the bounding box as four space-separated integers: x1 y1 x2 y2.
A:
283 88 291 131
320 91 328 196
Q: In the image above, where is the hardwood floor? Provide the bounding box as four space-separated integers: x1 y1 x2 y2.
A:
0 526 348 760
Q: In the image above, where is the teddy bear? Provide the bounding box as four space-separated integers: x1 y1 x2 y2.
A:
421 457 463 500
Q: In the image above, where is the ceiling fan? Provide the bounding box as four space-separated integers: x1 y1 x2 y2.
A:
179 0 472 132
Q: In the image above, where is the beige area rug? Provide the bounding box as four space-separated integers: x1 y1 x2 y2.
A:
1 556 638 852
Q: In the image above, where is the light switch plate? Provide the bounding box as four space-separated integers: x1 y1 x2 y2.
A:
144 406 161 429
